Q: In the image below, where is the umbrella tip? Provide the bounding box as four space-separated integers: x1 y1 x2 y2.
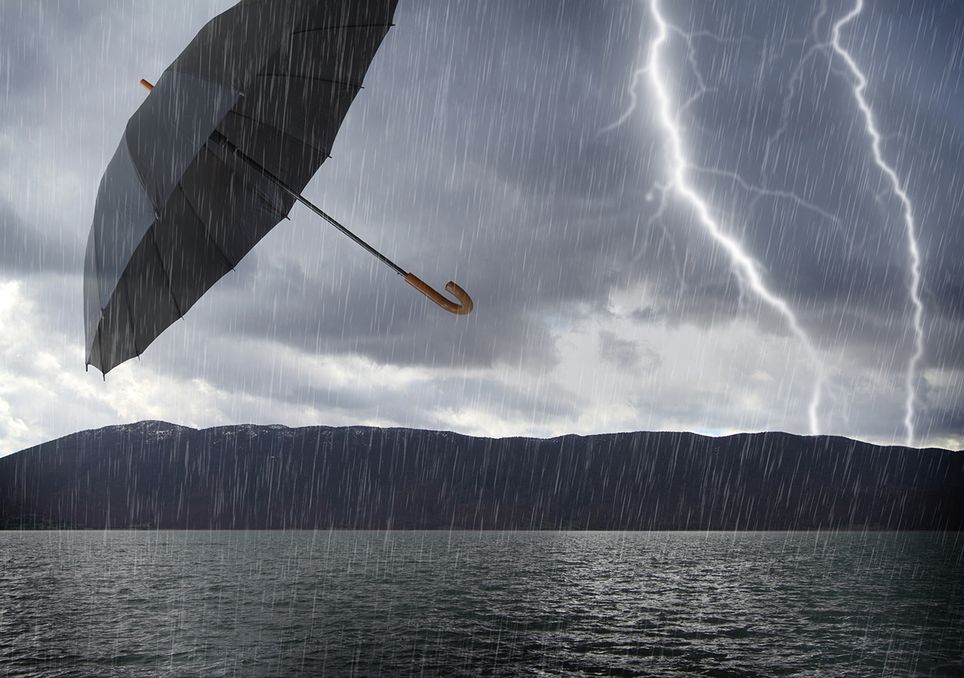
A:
139 78 154 92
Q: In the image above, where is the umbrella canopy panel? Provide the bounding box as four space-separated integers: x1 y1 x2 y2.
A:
84 0 398 373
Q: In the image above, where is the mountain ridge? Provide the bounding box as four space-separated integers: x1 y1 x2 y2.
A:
27 419 958 452
2 422 962 530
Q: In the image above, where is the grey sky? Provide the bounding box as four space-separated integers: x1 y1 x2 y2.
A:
0 0 962 453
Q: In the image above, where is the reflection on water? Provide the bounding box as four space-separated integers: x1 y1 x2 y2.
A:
0 531 962 676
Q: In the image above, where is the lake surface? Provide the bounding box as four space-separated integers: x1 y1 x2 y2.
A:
0 531 961 676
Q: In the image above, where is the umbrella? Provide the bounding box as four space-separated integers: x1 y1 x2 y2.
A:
83 0 473 376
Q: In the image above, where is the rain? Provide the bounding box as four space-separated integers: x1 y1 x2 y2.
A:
0 0 963 675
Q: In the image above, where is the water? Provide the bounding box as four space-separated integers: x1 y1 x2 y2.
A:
0 531 961 676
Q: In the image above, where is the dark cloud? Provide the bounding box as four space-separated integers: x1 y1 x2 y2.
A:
0 2 90 105
0 0 962 449
0 201 80 275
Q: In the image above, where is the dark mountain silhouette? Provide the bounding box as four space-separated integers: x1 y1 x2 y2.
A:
1 421 961 530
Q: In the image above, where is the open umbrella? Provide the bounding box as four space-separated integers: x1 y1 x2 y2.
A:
84 0 473 376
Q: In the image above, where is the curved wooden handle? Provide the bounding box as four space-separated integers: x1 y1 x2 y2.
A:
404 273 474 315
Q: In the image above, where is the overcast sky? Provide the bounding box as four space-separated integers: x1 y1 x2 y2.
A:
1 0 963 454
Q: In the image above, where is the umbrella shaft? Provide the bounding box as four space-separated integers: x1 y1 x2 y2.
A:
289 191 406 277
210 131 406 277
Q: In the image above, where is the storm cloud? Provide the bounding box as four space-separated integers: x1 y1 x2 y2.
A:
0 0 962 452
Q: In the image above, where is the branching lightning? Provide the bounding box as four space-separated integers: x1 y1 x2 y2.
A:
692 166 847 233
831 0 925 445
619 0 827 434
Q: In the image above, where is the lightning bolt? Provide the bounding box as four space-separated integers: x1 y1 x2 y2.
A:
762 0 830 177
831 0 925 445
629 0 826 434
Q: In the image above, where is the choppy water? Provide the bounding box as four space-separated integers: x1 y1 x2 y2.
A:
0 531 962 676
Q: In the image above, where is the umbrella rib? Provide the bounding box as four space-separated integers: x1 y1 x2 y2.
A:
150 230 184 318
201 144 290 221
255 73 362 90
176 183 237 271
292 23 395 36
226 109 329 158
122 133 157 214
120 279 141 357
97 324 106 376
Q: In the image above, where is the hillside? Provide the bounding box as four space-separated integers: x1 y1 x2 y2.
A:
1 422 961 530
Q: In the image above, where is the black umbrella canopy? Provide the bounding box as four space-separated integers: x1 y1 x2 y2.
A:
84 0 399 374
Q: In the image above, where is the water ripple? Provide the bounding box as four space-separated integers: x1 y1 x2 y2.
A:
0 531 961 676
